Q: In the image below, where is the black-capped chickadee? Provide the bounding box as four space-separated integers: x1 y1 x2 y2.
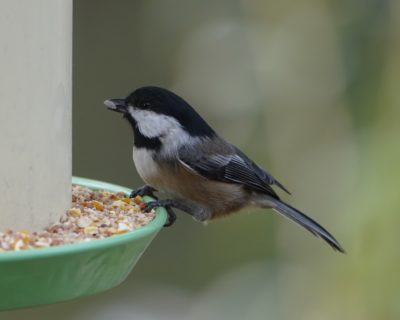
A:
105 86 344 253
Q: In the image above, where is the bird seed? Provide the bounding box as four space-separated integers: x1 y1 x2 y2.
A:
0 185 155 252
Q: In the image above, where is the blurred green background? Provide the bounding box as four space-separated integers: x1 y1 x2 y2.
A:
5 0 400 319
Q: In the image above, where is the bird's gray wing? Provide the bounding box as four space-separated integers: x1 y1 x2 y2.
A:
178 144 289 199
234 148 291 194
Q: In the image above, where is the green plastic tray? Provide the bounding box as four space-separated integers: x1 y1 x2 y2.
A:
0 177 167 311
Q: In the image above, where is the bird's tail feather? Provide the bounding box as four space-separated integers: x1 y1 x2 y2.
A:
272 200 345 253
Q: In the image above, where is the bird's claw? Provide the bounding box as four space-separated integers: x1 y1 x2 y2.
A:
130 185 158 199
164 207 177 227
144 200 177 227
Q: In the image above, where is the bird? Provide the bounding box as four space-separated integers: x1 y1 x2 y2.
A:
104 86 345 253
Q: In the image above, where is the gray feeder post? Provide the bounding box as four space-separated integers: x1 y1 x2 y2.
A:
0 0 72 230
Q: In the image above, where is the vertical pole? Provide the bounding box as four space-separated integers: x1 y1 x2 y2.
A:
0 0 72 230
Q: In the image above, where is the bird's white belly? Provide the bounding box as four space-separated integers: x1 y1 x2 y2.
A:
132 147 186 197
132 147 159 183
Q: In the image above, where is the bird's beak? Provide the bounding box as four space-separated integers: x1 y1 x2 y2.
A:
104 98 128 113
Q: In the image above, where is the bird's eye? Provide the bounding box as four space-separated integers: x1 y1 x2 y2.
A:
142 102 151 109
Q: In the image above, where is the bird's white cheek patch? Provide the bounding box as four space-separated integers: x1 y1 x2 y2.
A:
129 108 196 156
130 109 181 139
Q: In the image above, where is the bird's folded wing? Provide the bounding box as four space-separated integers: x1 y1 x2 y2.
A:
178 146 288 199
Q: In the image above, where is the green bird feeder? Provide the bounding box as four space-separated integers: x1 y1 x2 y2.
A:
0 177 167 311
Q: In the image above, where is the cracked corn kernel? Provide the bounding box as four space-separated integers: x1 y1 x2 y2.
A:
122 197 131 204
84 226 98 234
68 208 81 216
92 200 104 211
133 196 143 205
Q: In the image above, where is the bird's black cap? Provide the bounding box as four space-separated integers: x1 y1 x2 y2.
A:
106 86 216 138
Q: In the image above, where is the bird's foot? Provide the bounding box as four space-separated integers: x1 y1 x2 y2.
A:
130 185 157 199
144 199 177 227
